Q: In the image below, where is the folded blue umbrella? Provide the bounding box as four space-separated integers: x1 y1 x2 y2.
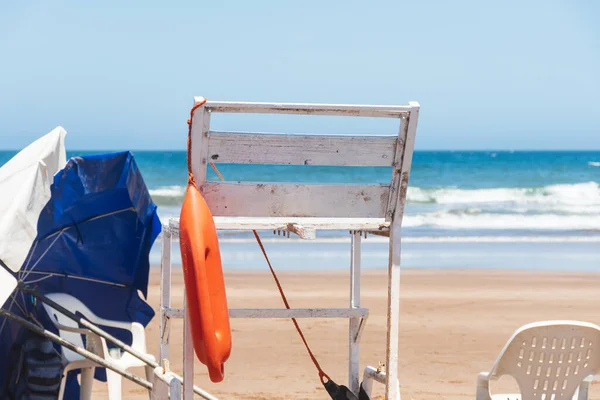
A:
0 151 161 399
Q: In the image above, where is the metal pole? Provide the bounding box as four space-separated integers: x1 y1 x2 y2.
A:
160 228 172 361
349 231 362 396
183 296 194 400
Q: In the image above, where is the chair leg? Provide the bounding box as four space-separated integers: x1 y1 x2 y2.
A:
577 381 590 400
476 372 492 400
57 366 73 400
106 368 123 400
79 367 95 400
145 365 154 398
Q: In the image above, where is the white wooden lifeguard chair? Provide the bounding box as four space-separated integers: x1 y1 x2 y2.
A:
158 98 420 400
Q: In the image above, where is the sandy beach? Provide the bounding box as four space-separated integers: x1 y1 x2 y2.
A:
90 267 600 399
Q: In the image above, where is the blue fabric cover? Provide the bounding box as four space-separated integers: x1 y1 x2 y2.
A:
0 151 161 399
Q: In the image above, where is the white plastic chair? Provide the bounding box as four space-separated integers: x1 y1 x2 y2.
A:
477 321 600 400
41 292 154 400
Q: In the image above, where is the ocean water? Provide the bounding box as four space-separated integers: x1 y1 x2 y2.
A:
2 150 599 270
84 150 600 238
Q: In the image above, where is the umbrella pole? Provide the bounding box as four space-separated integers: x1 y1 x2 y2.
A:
0 308 152 390
18 283 218 400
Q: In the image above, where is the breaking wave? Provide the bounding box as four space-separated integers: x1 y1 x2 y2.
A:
149 185 186 205
407 182 600 208
402 211 600 230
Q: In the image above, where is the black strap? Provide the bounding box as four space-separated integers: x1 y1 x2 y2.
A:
359 383 371 400
322 379 372 400
1 341 24 399
323 379 361 400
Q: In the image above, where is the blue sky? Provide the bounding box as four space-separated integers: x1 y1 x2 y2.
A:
1 1 598 150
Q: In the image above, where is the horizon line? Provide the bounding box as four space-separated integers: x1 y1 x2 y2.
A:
2 148 600 152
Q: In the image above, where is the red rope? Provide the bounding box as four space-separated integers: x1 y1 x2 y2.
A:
250 229 331 384
186 101 331 384
208 160 331 384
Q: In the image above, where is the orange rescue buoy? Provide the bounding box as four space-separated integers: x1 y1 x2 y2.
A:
179 183 231 382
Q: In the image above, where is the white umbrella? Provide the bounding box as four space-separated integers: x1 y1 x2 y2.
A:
0 126 66 306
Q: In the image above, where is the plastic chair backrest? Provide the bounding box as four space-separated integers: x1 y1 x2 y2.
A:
488 321 600 400
41 293 132 362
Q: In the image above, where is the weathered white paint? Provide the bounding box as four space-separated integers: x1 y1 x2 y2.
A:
401 103 420 184
386 107 419 221
207 131 398 166
285 223 316 240
159 228 172 362
190 99 211 188
354 314 368 343
384 103 419 400
201 182 390 218
349 232 362 396
199 98 412 118
361 365 387 398
384 119 406 222
168 216 389 236
151 366 182 400
385 222 402 400
165 307 369 319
